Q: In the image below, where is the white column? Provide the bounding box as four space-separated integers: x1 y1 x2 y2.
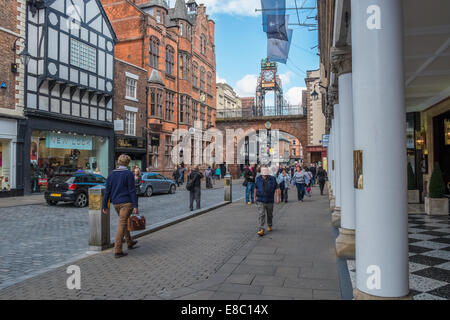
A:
330 120 335 194
338 73 355 230
352 0 409 298
334 104 341 210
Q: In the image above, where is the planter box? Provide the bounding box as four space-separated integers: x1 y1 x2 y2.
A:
425 197 449 216
408 190 420 204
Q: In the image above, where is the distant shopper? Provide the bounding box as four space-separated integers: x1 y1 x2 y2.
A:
173 165 180 187
317 166 328 195
254 167 279 236
244 163 257 204
188 165 204 211
205 166 213 189
178 164 185 185
292 166 309 202
134 167 142 196
94 167 101 175
102 154 139 258
215 166 221 180
277 168 291 203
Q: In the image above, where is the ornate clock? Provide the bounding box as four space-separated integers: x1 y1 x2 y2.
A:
262 70 274 82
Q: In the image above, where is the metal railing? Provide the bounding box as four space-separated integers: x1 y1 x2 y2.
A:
216 105 305 118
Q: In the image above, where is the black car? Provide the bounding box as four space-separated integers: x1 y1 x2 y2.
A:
45 172 106 207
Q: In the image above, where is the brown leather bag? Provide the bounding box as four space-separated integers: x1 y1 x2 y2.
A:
128 214 146 231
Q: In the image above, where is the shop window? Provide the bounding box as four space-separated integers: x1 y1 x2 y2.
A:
125 111 136 136
29 131 110 192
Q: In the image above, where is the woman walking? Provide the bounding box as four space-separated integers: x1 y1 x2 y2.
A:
316 166 328 195
292 166 308 202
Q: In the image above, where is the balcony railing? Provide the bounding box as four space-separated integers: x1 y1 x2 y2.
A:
216 105 305 119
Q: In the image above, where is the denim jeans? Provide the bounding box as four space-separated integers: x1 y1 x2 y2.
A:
296 183 306 201
246 182 255 203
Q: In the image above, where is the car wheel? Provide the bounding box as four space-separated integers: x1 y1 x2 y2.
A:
74 193 88 208
169 184 176 194
146 186 153 197
46 200 58 206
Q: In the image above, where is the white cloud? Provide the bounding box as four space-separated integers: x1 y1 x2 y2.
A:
279 71 294 86
234 74 258 97
199 0 261 17
216 73 227 84
285 87 306 106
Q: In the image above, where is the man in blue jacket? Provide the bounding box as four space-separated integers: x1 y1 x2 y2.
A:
102 154 139 258
254 167 279 236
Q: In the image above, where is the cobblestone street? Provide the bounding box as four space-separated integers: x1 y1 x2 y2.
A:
0 184 245 289
0 186 340 300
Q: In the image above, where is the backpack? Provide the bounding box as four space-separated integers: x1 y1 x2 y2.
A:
186 172 197 191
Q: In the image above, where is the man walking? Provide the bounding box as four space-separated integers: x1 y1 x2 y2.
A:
317 166 328 195
188 165 203 211
205 166 213 189
277 168 291 203
244 163 257 204
254 167 279 236
102 154 138 258
178 164 185 185
173 165 180 187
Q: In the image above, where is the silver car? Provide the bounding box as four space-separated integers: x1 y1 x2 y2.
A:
139 172 177 197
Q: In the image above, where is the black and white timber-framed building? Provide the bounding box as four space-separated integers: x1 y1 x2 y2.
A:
19 0 117 193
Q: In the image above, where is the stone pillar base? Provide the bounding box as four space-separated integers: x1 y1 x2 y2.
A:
331 207 341 227
330 198 336 212
353 288 413 300
336 228 355 258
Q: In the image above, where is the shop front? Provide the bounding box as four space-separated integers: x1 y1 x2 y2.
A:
115 136 147 170
0 117 21 197
19 117 114 194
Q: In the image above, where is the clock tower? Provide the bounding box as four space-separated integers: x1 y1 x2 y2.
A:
255 58 284 116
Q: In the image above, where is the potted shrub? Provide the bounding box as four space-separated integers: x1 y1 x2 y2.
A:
425 163 449 215
407 163 420 204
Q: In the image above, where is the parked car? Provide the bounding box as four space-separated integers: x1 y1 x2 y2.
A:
139 172 177 197
45 173 106 207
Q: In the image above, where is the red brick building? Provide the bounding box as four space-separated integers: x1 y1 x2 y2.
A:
240 97 255 118
101 0 216 177
0 0 26 196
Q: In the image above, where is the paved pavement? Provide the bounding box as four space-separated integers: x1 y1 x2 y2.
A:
0 186 341 300
0 184 245 289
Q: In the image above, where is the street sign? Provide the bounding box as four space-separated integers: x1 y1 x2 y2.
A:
322 134 329 147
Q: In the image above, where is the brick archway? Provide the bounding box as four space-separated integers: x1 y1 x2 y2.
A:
215 115 308 177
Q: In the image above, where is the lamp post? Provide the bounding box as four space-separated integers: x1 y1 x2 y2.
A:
11 37 31 73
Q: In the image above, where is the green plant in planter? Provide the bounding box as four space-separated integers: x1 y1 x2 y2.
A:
429 163 446 198
407 162 417 190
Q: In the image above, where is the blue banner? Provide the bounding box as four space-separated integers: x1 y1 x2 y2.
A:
266 14 289 41
261 0 286 31
46 132 93 150
267 28 293 64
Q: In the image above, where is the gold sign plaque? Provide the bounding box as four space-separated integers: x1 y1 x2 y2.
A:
354 150 363 189
89 193 102 210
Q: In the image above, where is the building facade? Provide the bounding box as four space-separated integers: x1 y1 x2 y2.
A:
101 0 216 177
0 0 26 196
216 82 242 118
304 69 327 165
240 97 255 118
20 0 117 193
113 58 148 169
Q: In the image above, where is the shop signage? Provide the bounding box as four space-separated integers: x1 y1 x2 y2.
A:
114 120 124 131
322 134 329 147
46 133 92 150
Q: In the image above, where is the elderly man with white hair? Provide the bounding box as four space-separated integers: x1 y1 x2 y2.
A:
254 166 279 236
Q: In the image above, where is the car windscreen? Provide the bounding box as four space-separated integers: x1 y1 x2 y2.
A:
49 176 75 184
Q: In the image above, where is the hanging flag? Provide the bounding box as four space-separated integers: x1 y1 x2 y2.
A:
267 28 293 64
261 0 286 32
266 14 289 41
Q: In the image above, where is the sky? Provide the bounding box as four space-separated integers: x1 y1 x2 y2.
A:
197 0 320 106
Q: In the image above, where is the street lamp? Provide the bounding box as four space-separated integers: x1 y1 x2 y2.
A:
311 83 328 101
11 37 31 73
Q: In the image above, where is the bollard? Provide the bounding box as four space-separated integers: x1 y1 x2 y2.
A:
88 185 110 251
224 173 232 202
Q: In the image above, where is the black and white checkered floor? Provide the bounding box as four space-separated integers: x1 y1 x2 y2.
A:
347 214 450 300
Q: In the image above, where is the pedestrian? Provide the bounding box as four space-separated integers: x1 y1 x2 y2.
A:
254 167 279 236
102 154 139 258
310 164 317 186
188 165 204 211
173 165 180 187
292 166 308 202
244 163 257 204
305 168 313 197
205 166 213 189
317 166 328 195
134 167 142 197
178 164 185 185
276 168 291 203
215 166 221 181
